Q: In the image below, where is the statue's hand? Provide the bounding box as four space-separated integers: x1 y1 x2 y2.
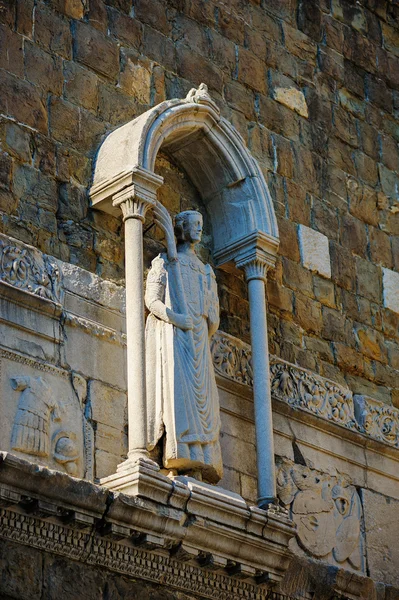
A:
168 311 193 331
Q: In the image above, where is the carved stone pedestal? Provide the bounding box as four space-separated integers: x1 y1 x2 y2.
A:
101 459 296 587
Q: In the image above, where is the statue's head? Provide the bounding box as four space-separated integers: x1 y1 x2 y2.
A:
174 210 203 244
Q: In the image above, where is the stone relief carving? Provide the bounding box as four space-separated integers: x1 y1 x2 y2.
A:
10 375 81 476
1 351 85 477
210 331 399 449
354 394 399 447
269 360 355 428
10 376 60 457
0 236 62 303
276 460 363 572
145 206 222 483
211 331 253 387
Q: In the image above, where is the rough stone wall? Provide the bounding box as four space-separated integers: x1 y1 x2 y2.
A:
0 0 398 409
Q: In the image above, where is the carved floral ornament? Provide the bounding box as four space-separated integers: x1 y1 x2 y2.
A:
211 331 399 449
0 235 62 304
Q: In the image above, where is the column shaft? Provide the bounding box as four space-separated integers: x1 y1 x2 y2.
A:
124 215 148 459
247 277 276 506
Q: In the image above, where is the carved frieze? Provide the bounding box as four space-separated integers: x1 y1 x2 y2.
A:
269 360 355 428
210 331 399 450
354 395 399 447
0 507 270 600
276 460 364 572
0 235 62 304
211 331 253 387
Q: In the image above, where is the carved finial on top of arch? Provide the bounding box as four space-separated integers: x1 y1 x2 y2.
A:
185 83 220 116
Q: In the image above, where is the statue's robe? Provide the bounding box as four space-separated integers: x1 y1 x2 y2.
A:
145 252 223 483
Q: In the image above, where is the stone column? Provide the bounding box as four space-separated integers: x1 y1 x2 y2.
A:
236 255 276 508
110 170 163 472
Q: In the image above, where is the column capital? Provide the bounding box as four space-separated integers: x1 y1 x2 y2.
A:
238 257 269 282
112 167 163 222
113 188 150 222
236 248 276 282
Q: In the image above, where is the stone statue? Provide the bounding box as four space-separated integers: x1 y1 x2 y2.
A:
145 205 223 483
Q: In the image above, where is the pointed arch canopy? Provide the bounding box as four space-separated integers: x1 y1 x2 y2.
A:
90 85 279 268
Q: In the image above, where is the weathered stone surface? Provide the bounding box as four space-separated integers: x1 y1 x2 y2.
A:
298 224 331 278
74 21 119 80
277 460 364 571
383 268 399 314
273 87 308 117
361 489 399 586
89 380 126 431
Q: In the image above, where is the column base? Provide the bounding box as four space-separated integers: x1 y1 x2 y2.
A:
116 451 160 473
258 496 278 510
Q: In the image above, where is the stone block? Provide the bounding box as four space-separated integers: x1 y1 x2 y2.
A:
176 43 222 94
312 197 339 240
273 87 308 117
89 380 126 431
224 80 255 120
0 539 42 599
63 61 98 112
259 95 300 141
285 179 311 226
134 0 170 35
97 83 138 125
348 180 379 227
34 3 72 59
25 41 63 95
322 306 354 345
217 5 245 45
369 227 393 269
355 324 388 363
142 25 176 72
0 23 23 77
49 96 80 147
277 217 300 261
107 7 143 48
295 292 322 334
361 489 399 586
119 49 152 104
63 324 126 388
16 0 34 37
356 257 382 303
266 279 294 313
13 164 58 213
340 213 368 258
43 555 106 600
283 22 317 62
383 268 399 314
313 275 336 308
282 257 314 297
2 121 32 163
0 70 48 134
74 21 119 81
0 0 16 27
298 224 331 278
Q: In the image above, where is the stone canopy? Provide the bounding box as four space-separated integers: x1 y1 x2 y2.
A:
90 83 279 268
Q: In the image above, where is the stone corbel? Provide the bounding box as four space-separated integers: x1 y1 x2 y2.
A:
235 234 279 508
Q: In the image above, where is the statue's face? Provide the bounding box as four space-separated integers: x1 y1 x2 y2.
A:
184 213 203 243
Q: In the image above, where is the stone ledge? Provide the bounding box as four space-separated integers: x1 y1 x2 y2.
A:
0 452 295 596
